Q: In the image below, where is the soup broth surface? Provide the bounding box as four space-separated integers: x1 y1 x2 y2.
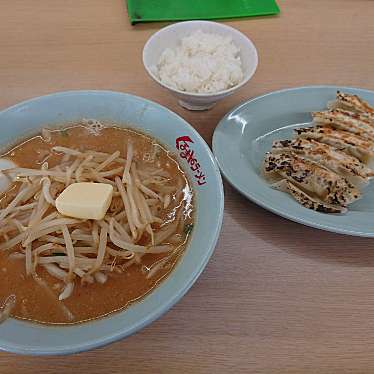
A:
0 124 194 324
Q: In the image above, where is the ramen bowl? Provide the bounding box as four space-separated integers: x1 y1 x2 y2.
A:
0 90 224 355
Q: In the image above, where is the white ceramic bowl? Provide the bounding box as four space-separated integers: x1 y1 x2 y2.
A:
143 21 258 111
0 91 224 355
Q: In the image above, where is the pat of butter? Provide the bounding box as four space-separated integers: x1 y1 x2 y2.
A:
56 182 113 220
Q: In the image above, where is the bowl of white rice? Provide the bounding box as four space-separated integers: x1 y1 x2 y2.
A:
143 21 258 111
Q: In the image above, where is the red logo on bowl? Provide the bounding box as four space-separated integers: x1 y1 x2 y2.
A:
176 136 207 186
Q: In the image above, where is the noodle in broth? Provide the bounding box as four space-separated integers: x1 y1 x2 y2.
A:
0 122 194 324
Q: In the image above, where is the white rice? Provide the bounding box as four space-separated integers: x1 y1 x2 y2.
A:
153 30 244 94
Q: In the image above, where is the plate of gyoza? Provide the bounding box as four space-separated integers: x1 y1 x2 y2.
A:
213 86 374 237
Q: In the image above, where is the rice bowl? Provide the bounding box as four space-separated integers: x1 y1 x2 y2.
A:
143 21 258 111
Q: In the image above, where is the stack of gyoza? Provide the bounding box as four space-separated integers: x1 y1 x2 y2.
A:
263 92 374 213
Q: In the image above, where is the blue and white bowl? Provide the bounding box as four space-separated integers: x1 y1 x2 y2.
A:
0 90 224 355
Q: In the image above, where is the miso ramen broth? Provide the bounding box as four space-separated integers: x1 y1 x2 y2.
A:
0 122 194 324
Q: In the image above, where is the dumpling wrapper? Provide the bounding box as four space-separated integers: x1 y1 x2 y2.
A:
263 152 361 206
295 126 374 169
312 108 374 141
271 179 346 214
329 91 374 123
272 138 372 189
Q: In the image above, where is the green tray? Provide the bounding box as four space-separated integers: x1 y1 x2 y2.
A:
127 0 279 24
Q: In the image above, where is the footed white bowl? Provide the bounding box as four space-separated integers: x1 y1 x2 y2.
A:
143 21 258 111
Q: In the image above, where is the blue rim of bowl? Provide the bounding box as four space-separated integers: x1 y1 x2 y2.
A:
0 90 225 355
142 20 258 97
212 85 374 238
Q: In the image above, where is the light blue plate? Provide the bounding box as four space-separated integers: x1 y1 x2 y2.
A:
0 91 224 355
213 86 374 237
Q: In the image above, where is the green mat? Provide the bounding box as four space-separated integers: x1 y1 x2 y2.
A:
127 0 279 24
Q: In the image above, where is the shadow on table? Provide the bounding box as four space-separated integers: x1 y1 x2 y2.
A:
225 182 374 268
